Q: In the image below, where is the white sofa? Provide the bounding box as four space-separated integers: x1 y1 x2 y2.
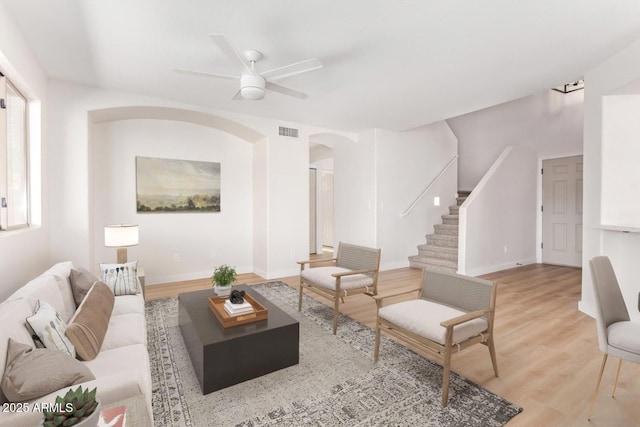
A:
0 262 152 427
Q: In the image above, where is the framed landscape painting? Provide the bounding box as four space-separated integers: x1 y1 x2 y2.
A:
136 156 221 213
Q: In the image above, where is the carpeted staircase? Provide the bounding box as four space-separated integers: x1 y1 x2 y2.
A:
408 191 470 272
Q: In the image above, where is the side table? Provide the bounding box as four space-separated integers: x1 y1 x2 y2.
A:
137 267 146 298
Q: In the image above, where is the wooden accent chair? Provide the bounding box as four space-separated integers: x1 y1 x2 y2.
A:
373 269 498 407
298 242 381 334
587 256 640 420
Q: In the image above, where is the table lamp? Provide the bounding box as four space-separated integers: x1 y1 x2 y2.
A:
104 224 139 263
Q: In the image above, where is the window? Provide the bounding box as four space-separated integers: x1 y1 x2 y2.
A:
0 73 29 230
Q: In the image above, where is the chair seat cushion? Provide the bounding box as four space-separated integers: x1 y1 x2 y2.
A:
608 321 640 355
378 299 488 345
301 266 374 291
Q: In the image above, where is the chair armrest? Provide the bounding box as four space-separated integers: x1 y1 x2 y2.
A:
370 287 420 301
331 268 377 277
440 309 490 328
297 258 337 266
298 258 337 271
369 287 421 308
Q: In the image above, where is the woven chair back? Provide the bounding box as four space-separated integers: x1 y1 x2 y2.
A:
421 270 494 317
336 242 381 276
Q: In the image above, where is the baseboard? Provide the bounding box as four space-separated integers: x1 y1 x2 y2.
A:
253 267 268 280
578 300 595 319
380 260 410 271
462 258 537 277
262 268 300 280
146 267 252 286
145 271 209 286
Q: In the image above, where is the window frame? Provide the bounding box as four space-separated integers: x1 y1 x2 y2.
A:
0 73 30 231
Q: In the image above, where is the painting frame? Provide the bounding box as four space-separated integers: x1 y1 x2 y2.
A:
136 156 221 213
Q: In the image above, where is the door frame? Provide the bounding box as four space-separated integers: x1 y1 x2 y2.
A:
536 152 584 264
309 167 318 254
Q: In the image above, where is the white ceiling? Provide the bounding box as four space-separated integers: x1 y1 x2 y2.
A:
3 0 640 132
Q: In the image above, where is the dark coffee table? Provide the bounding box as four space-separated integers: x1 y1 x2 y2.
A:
178 284 299 394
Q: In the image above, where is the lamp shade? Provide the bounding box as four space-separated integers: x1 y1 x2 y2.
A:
104 224 139 247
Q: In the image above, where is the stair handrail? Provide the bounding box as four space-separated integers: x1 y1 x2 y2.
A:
400 155 458 217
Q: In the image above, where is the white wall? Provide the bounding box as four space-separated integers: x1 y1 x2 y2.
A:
581 38 640 321
0 4 51 298
91 119 253 284
45 80 333 284
448 89 584 191
333 130 377 249
376 123 458 269
459 145 537 276
253 136 309 279
261 136 309 278
253 138 269 277
331 123 459 270
601 95 640 227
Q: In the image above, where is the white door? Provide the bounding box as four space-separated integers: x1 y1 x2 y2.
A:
542 155 583 267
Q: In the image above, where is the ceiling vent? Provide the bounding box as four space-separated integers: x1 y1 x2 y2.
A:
279 126 299 138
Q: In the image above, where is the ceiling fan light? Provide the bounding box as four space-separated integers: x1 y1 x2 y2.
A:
240 75 266 100
241 86 265 100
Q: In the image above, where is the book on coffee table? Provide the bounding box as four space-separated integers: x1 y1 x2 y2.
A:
224 300 254 316
99 404 126 427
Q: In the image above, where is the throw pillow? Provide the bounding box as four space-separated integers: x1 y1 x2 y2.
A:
70 267 100 306
25 300 76 358
1 338 94 402
99 261 139 296
66 281 115 361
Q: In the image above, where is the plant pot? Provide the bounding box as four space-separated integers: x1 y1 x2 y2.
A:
41 399 101 427
75 400 101 427
215 285 232 297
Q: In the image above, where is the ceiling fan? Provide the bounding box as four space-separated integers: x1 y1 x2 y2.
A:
174 34 323 101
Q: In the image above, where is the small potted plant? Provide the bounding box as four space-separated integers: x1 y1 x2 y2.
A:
211 264 237 296
42 386 100 427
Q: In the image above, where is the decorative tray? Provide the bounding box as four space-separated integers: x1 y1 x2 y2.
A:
208 293 268 328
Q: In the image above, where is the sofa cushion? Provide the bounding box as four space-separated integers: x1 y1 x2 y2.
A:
100 262 139 296
82 344 152 405
102 313 147 351
301 266 374 291
378 299 488 345
7 275 68 323
66 282 115 361
70 268 100 306
112 294 145 316
0 299 36 404
25 300 75 358
42 261 77 322
1 339 94 403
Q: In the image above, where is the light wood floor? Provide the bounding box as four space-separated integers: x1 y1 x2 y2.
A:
146 262 640 427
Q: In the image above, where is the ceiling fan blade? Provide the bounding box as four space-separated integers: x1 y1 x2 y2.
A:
265 81 308 99
209 34 255 76
261 58 323 81
232 90 244 101
173 68 237 80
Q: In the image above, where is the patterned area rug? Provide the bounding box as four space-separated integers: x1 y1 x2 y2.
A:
146 282 522 426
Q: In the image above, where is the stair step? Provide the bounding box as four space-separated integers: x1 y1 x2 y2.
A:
449 205 460 215
434 224 458 236
418 244 457 260
409 255 457 272
456 197 467 206
458 191 472 197
441 214 459 225
426 234 458 248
